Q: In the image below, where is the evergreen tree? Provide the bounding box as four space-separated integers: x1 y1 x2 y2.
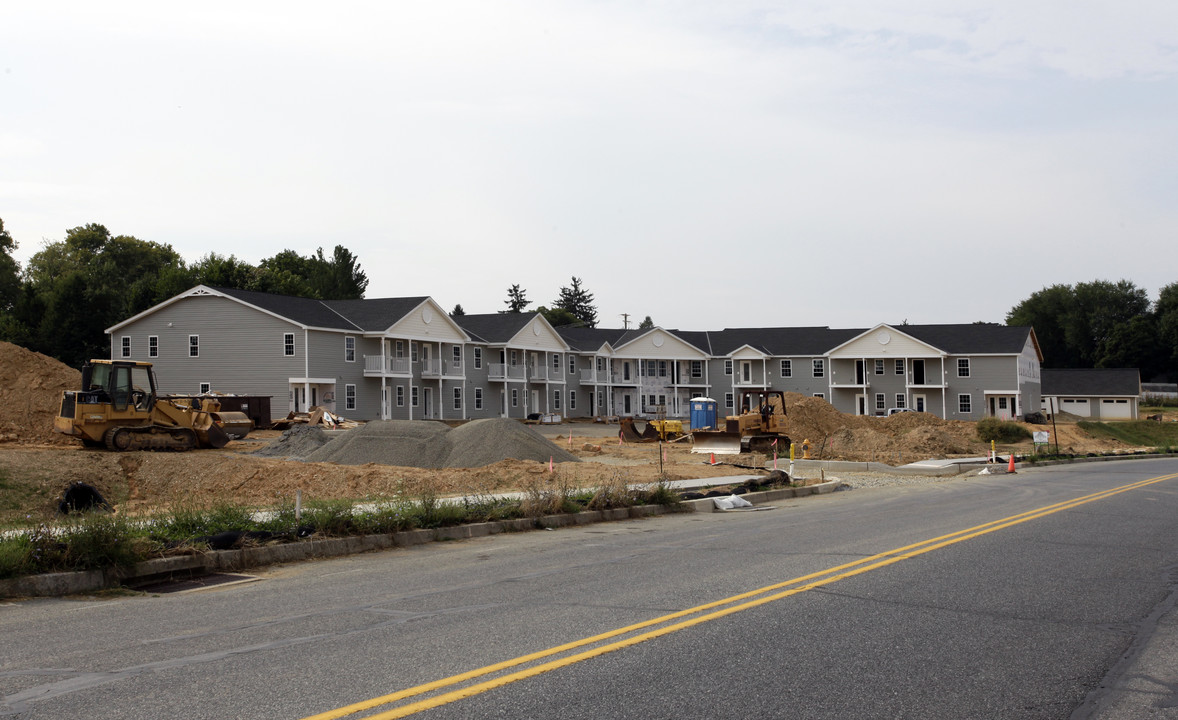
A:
554 276 598 328
450 303 465 317
638 315 654 330
503 284 529 313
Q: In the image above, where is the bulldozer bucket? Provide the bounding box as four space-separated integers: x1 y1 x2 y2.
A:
211 411 254 439
690 430 743 455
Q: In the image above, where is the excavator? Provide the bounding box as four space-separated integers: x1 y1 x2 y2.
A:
691 389 790 455
54 360 253 451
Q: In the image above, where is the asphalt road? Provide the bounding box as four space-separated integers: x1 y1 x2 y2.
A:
3 459 1178 719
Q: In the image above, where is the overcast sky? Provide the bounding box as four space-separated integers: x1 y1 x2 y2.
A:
3 1 1176 332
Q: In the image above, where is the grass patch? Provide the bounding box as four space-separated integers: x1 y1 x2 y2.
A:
1077 421 1178 447
976 417 1031 444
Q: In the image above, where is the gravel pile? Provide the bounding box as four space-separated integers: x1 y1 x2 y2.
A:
823 471 958 490
253 425 333 458
294 418 580 468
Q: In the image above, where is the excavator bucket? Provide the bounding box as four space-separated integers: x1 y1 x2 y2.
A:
211 411 254 439
690 430 743 455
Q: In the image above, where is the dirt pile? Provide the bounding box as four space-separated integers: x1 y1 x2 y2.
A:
781 393 976 461
0 342 81 445
293 418 581 468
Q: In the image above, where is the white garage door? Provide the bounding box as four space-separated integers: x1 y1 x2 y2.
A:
1100 398 1133 419
1060 398 1091 417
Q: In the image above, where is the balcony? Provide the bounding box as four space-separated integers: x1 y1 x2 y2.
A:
489 363 526 381
421 358 464 379
364 355 411 377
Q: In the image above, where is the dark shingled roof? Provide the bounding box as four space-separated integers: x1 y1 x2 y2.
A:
456 313 539 344
899 324 1036 356
710 327 863 356
213 287 431 332
557 327 637 352
1042 369 1141 397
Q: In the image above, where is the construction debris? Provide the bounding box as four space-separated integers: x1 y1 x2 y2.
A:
271 406 360 431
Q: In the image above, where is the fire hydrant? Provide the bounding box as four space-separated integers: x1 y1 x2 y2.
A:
802 439 811 459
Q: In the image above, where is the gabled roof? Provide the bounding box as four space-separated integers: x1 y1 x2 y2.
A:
456 313 539 344
557 327 638 352
1042 369 1141 397
711 327 862 357
901 324 1039 358
325 297 434 332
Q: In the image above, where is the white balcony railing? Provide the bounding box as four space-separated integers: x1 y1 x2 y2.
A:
364 355 412 375
489 363 526 381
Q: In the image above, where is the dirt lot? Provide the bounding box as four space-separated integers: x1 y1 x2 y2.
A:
0 341 1157 523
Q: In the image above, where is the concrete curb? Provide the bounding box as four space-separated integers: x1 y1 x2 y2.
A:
0 481 841 600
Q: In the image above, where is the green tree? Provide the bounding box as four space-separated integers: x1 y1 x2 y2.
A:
1156 283 1178 379
553 276 597 328
257 246 367 300
1007 279 1157 371
503 284 529 313
22 224 184 367
537 305 578 327
450 304 465 317
638 315 654 330
0 218 19 314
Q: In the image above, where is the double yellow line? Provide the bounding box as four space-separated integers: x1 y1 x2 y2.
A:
305 472 1178 720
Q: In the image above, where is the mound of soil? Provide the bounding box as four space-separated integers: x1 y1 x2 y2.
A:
0 341 81 446
296 418 581 469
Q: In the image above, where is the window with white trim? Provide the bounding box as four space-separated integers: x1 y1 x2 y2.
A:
958 358 970 377
345 336 356 362
895 359 904 375
411 386 419 407
411 342 418 362
596 357 604 373
658 361 667 377
553 354 561 370
473 347 482 369
725 392 734 409
569 356 576 375
724 360 733 375
570 390 576 409
345 384 356 410
199 382 211 394
554 390 562 410
511 389 518 407
452 345 461 366
395 340 404 358
396 386 405 407
875 359 884 375
148 336 159 358
959 394 972 413
690 360 702 378
453 387 462 410
895 394 906 409
813 393 825 399
597 392 604 408
876 393 886 411
120 337 131 358
812 359 824 377
189 335 199 358
284 333 295 357
475 388 483 409
645 360 657 377
780 359 792 377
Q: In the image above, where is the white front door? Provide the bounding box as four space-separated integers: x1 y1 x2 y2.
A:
914 395 926 412
423 387 433 418
531 389 540 414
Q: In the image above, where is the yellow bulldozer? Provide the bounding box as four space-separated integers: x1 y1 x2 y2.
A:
54 360 253 451
691 390 790 455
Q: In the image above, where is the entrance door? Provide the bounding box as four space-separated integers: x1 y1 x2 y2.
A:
856 361 865 384
913 360 926 385
857 395 867 415
624 394 632 414
423 387 433 418
532 389 540 414
501 390 507 417
914 395 926 412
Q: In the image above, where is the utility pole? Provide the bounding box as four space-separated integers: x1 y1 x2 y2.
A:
620 313 630 329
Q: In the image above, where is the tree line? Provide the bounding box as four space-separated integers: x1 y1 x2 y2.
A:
1006 279 1178 382
0 220 367 369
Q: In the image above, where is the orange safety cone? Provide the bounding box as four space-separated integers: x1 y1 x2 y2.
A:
1007 454 1017 473
710 452 716 465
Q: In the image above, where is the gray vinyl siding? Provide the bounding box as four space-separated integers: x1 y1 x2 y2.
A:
465 344 496 419
112 295 303 419
770 356 830 398
945 356 1010 420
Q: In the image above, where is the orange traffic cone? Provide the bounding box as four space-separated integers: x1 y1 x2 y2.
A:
710 452 716 465
1007 454 1017 474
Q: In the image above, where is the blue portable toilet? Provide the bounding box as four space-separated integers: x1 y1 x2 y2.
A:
690 397 718 430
